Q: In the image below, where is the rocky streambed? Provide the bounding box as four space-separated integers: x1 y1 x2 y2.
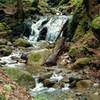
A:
0 41 100 100
0 16 100 100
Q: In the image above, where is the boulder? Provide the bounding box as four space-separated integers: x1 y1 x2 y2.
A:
0 39 7 45
43 79 55 87
28 49 51 65
72 57 92 69
0 46 12 56
76 80 92 90
14 38 32 47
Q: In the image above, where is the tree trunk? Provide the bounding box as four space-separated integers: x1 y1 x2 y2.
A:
16 0 24 22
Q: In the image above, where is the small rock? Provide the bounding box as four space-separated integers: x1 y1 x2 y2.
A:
43 79 55 87
76 80 92 90
0 39 7 45
38 72 53 82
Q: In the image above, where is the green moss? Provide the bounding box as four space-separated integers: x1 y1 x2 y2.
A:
28 53 41 62
0 47 12 56
91 16 100 30
69 46 89 59
2 68 34 88
37 0 49 14
70 0 83 7
0 94 6 100
28 49 50 65
72 14 90 42
72 57 93 68
0 22 10 31
4 84 12 92
15 38 32 47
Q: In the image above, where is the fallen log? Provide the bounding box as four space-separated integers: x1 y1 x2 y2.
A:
44 37 69 67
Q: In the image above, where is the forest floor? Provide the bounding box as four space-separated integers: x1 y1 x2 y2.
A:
0 69 32 100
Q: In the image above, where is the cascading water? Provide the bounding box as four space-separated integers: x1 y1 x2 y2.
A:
0 49 25 68
29 15 72 44
30 71 70 97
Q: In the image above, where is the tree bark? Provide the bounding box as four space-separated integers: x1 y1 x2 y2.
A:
16 0 24 22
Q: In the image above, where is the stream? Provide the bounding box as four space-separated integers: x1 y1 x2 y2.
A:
0 15 90 100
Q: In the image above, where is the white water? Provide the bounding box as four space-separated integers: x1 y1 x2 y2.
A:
30 71 70 96
29 15 72 44
0 49 25 68
50 71 63 82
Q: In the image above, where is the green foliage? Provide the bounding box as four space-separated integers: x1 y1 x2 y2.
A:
4 84 12 92
2 67 34 88
29 53 41 62
91 16 100 30
0 94 6 100
68 46 89 59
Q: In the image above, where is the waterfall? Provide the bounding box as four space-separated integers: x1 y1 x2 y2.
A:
29 15 72 44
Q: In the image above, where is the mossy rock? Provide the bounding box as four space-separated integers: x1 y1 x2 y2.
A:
28 49 51 65
68 46 89 60
72 57 93 69
0 47 12 56
15 38 32 47
0 22 8 31
76 80 92 90
91 16 100 41
72 14 90 42
0 22 11 38
2 67 35 89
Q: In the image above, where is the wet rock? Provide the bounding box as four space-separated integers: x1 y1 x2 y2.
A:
36 41 50 49
0 47 12 56
53 81 64 89
21 53 28 60
43 79 55 87
14 38 32 47
37 27 48 41
28 49 51 65
0 39 7 45
11 23 31 37
69 77 81 88
38 72 53 82
76 80 92 90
